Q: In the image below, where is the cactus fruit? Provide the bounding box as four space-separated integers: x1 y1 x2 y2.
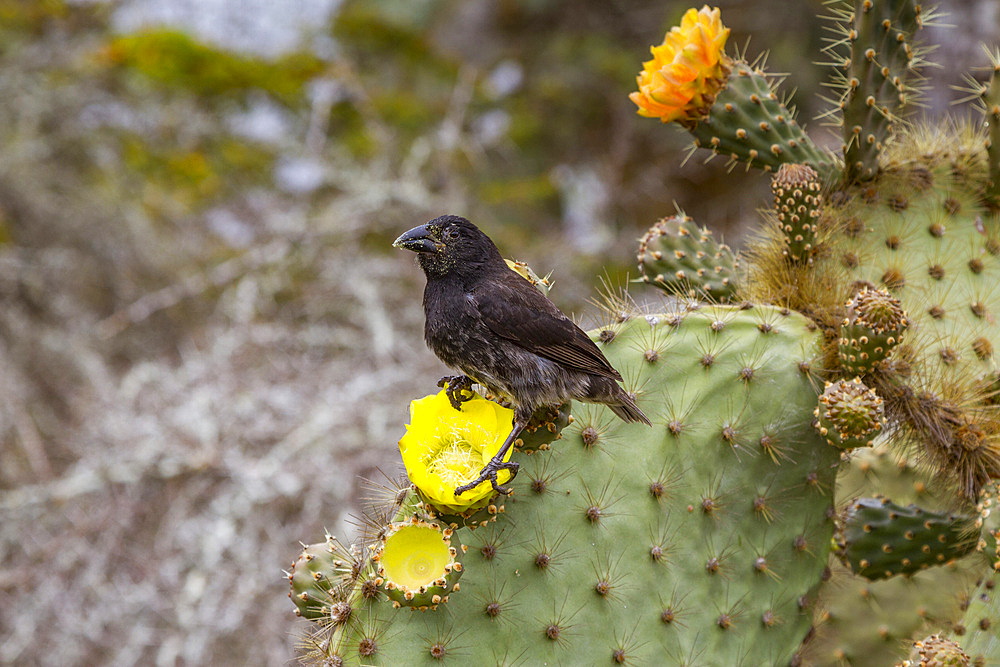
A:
297 305 839 664
815 378 885 450
637 214 738 300
289 540 346 620
371 519 463 610
837 497 979 580
838 287 909 375
902 635 971 667
772 163 823 263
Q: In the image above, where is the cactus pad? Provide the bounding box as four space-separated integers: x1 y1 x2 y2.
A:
638 214 739 300
297 305 839 664
688 61 837 180
837 497 978 580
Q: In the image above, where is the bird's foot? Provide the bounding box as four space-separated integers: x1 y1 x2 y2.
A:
455 457 520 497
437 375 475 410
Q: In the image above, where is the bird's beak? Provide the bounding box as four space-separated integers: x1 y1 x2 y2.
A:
392 224 441 253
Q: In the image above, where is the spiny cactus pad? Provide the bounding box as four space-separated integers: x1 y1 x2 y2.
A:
827 0 927 182
837 497 978 580
299 305 838 664
837 444 937 504
638 214 738 300
804 443 981 666
687 61 837 180
828 155 1000 497
952 571 1000 664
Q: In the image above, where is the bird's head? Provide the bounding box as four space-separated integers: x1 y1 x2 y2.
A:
393 215 502 277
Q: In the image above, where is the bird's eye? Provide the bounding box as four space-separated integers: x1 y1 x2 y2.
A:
445 228 460 240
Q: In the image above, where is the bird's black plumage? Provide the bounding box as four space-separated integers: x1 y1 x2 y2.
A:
394 215 650 494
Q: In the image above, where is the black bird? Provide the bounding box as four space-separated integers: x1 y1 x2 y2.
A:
393 215 651 496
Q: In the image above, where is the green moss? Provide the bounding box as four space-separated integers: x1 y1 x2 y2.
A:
0 0 69 34
333 4 455 80
99 29 324 104
119 134 275 209
478 176 559 208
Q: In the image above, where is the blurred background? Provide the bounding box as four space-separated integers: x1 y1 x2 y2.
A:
0 0 994 664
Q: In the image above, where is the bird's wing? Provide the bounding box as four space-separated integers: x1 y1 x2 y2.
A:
470 271 622 381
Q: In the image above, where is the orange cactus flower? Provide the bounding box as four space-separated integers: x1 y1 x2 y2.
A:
630 6 732 126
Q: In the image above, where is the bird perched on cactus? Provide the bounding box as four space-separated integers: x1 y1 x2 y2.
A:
394 215 650 496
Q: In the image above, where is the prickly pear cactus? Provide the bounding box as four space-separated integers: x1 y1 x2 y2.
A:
298 306 837 664
291 2 1000 664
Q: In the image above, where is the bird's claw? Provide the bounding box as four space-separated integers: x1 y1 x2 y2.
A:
438 375 474 411
455 458 520 497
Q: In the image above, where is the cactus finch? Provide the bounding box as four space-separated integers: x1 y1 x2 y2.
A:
394 215 650 496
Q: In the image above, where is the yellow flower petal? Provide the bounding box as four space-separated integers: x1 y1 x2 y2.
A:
631 5 731 124
399 389 515 513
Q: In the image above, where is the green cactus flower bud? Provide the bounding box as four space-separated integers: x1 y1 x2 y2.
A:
772 163 823 263
839 287 908 374
815 378 885 449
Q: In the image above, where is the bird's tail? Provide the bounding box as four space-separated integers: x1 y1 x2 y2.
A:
609 392 652 426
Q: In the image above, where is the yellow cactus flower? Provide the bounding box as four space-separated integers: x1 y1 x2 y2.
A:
399 389 514 514
630 6 732 125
